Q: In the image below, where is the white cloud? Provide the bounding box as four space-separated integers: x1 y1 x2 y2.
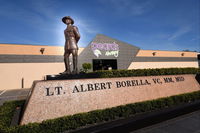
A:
99 0 155 16
76 19 100 34
168 26 191 41
0 2 37 22
0 0 100 46
29 0 60 20
54 16 100 47
191 36 200 41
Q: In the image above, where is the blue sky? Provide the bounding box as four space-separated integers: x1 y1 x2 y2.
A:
0 0 199 51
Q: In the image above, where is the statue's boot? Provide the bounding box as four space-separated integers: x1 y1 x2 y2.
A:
60 71 71 75
60 58 71 74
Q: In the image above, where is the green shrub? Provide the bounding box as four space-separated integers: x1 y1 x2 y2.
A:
82 63 92 73
0 88 200 132
0 100 25 132
86 68 199 78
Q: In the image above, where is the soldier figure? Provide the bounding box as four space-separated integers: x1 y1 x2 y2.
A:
61 16 80 74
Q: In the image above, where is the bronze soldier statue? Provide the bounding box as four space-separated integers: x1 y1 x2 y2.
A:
61 16 80 74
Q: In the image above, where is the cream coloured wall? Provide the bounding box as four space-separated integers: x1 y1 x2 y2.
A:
0 44 84 55
0 44 199 90
0 44 197 57
136 50 197 57
0 63 64 90
1 61 198 90
128 62 199 69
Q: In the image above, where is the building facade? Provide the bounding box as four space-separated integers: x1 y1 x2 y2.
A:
0 34 199 90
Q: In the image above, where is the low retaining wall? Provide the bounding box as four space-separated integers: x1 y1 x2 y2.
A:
20 74 200 125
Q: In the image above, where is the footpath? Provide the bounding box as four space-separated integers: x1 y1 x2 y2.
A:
70 100 200 133
0 89 29 105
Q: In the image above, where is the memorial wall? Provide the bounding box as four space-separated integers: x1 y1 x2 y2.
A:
20 74 200 124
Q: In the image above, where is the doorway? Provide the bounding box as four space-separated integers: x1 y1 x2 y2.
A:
92 59 117 71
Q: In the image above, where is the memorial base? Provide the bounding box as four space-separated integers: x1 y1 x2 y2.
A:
20 74 200 125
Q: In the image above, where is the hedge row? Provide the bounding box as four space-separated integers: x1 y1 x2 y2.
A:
85 68 200 78
0 100 24 132
49 68 200 80
1 91 200 133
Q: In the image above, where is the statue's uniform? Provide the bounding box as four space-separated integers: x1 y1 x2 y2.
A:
64 25 80 53
63 25 80 74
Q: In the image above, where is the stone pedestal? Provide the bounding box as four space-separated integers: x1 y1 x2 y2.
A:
20 74 200 125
